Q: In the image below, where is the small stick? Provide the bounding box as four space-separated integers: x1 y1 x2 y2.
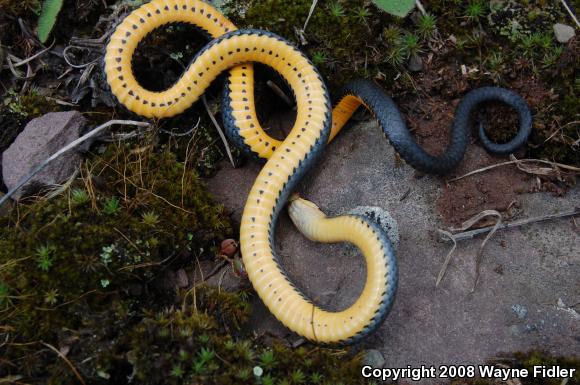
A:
448 158 580 182
266 80 294 107
8 39 55 67
302 0 319 32
440 207 580 243
560 0 580 28
0 120 150 206
159 116 201 137
63 45 100 69
436 210 502 290
41 342 86 385
201 95 235 167
415 0 426 15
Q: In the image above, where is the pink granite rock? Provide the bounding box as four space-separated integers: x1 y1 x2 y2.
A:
2 111 86 199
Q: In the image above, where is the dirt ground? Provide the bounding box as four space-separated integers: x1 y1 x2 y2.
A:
204 117 580 372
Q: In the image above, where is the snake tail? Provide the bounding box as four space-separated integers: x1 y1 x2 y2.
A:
224 79 532 175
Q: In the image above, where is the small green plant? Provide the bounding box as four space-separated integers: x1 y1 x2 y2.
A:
5 89 27 117
542 46 564 67
352 6 371 23
37 0 63 43
531 32 552 50
36 245 55 271
179 327 193 337
199 347 214 361
386 46 406 67
178 350 189 362
141 211 160 226
237 368 250 381
71 188 89 204
485 51 504 72
197 334 210 344
191 347 215 375
416 13 436 38
238 340 254 361
100 245 115 266
261 374 275 385
43 288 59 305
223 339 236 350
170 364 184 378
328 1 345 18
310 372 323 383
401 33 421 56
291 369 306 384
259 350 277 369
520 34 536 57
191 348 215 375
311 51 326 66
102 196 121 215
382 26 401 45
465 1 485 23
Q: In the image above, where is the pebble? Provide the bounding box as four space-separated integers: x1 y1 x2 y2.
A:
511 304 528 319
407 53 423 72
175 269 189 288
362 349 385 368
2 111 86 199
553 23 575 43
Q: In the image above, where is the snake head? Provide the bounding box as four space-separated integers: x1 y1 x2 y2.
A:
287 196 327 241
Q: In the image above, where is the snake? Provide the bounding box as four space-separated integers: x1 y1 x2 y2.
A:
104 0 532 345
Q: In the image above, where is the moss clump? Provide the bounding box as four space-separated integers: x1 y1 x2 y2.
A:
0 138 369 384
226 0 404 90
0 141 233 382
3 88 59 119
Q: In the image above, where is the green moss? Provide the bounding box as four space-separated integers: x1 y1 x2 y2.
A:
0 139 370 384
0 141 233 381
3 88 59 119
225 0 403 90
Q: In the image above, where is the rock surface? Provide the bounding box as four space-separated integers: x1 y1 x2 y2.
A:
2 111 86 199
362 349 386 368
553 23 575 43
407 53 423 72
205 119 580 374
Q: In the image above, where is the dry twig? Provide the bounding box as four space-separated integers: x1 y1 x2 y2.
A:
41 342 86 385
439 207 580 242
201 95 235 167
448 156 580 183
436 210 502 291
267 80 295 108
302 0 319 32
560 0 580 28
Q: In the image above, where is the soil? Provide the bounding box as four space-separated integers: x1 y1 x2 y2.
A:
395 59 562 225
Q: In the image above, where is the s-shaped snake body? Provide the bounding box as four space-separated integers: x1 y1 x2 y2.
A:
105 0 531 345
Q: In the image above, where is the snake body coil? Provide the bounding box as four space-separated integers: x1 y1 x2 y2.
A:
105 0 531 345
